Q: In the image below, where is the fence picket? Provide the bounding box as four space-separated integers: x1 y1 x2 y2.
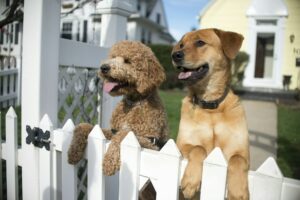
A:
39 114 54 200
87 125 106 200
281 177 300 200
61 119 77 200
200 147 228 200
156 140 181 200
251 157 283 200
119 132 141 200
6 107 18 200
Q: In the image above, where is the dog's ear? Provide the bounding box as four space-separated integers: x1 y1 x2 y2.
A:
137 55 165 95
213 29 244 59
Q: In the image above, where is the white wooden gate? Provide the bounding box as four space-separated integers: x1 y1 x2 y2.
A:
1 108 300 200
19 0 132 199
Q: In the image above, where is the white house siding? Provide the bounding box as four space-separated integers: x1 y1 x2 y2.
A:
148 0 168 28
60 0 174 45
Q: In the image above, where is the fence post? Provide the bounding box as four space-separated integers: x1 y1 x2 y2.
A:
0 111 2 200
251 157 283 200
200 147 228 200
21 0 61 199
156 140 181 200
87 125 106 200
119 132 141 200
98 0 134 128
61 119 77 200
39 115 54 200
6 107 18 200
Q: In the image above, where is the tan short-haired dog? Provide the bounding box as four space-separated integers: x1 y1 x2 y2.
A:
172 29 249 200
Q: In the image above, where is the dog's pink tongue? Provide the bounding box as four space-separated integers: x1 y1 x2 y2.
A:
178 71 192 80
103 82 118 93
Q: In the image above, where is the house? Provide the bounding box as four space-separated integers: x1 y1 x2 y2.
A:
60 0 175 45
198 0 300 90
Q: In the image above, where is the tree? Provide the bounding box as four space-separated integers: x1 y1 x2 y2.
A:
0 0 24 29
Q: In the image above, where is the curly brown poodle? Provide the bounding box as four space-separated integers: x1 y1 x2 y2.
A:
67 41 169 177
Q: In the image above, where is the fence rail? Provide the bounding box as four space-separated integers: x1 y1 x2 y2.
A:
1 107 300 200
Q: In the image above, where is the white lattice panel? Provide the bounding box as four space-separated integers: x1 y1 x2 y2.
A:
58 65 101 127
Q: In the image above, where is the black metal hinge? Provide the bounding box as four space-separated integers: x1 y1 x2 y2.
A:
26 125 51 151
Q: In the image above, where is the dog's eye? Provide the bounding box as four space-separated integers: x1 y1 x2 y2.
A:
179 43 184 48
195 40 205 47
124 58 131 64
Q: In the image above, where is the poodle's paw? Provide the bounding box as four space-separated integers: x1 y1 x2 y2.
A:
181 170 201 199
67 149 82 165
67 123 93 165
103 152 120 176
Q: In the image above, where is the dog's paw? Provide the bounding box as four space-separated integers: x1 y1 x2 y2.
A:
67 147 82 165
181 172 201 199
102 152 120 176
227 188 249 200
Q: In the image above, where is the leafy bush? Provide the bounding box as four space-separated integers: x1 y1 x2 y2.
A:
231 51 249 87
148 44 184 90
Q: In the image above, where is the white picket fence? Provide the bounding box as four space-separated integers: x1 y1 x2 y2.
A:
1 107 300 200
0 56 20 109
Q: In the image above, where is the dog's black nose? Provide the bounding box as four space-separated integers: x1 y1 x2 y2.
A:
172 51 184 63
100 64 110 74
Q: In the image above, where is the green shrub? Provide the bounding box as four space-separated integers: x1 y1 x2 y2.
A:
231 51 249 87
148 44 184 90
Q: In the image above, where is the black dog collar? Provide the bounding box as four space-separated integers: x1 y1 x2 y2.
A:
192 86 230 109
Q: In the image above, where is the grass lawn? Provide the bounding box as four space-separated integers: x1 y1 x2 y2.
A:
159 90 186 140
277 105 300 179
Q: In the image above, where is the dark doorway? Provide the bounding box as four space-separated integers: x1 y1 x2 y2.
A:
254 33 275 78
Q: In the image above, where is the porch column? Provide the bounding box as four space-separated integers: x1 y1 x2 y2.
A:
21 0 61 199
98 0 134 128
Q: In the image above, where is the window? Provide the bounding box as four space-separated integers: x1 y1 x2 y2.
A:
137 1 141 11
147 31 152 44
156 13 161 24
6 0 10 7
256 20 277 26
0 31 3 45
141 28 146 43
14 23 19 44
10 24 13 44
82 20 88 43
61 22 72 40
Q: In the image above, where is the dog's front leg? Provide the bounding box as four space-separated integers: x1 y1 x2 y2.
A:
227 155 249 200
68 123 93 164
101 128 114 140
102 130 129 176
181 145 207 199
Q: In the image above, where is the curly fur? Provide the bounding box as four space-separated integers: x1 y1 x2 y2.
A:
68 41 169 179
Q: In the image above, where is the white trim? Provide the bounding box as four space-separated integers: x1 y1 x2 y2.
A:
243 17 286 89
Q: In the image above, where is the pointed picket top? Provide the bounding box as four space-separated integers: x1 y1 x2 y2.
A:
6 106 17 119
159 139 181 157
39 114 53 131
121 131 141 147
256 157 283 178
62 119 75 133
204 147 227 166
89 124 106 140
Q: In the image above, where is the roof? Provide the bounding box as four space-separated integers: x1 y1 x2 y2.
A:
198 0 216 23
